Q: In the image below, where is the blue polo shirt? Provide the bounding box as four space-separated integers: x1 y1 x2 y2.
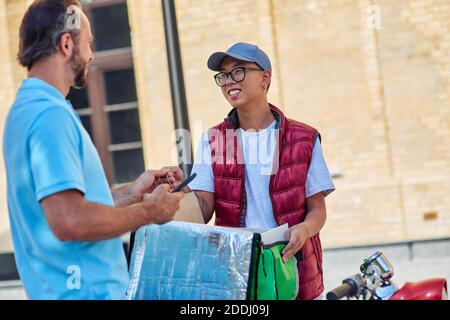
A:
3 78 129 300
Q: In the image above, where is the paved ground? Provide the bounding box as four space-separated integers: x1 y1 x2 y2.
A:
1 239 449 300
323 239 450 298
0 281 26 300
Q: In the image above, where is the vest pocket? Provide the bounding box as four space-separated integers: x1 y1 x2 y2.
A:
298 238 320 283
311 235 323 274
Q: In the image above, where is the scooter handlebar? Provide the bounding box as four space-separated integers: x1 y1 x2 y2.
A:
326 283 354 300
326 275 363 300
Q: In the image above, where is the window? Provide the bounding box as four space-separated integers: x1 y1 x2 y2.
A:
67 0 145 186
91 3 132 51
67 87 93 138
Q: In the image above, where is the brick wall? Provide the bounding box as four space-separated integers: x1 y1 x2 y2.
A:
0 0 448 248
0 0 33 250
127 0 450 247
0 0 29 244
0 0 11 240
377 0 450 242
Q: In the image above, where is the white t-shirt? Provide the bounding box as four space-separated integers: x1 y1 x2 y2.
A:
189 120 335 229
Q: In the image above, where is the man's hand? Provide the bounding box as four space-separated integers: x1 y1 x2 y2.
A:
142 184 184 224
282 223 311 263
130 169 176 197
113 169 175 207
160 166 185 190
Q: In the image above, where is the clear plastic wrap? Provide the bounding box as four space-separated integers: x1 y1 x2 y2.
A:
127 222 256 300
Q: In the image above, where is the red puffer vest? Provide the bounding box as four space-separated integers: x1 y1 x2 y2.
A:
208 104 324 300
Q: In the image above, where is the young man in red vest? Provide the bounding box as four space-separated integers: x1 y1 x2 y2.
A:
188 42 335 300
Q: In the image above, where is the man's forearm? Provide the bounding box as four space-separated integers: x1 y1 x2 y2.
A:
111 183 141 207
43 185 182 243
59 200 154 242
193 190 215 224
300 192 327 238
302 207 327 238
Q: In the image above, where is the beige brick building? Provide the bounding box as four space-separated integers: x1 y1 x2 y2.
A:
0 0 449 251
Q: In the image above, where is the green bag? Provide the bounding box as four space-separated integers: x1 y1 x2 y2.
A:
249 239 300 300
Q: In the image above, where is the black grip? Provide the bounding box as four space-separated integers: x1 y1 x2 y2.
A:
327 275 362 300
326 283 354 300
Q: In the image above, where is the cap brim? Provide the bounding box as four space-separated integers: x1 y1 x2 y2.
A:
207 52 255 71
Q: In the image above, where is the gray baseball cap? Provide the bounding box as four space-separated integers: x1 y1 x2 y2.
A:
207 42 272 72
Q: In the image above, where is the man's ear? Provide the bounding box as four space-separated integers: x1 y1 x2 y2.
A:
262 70 272 90
59 33 74 58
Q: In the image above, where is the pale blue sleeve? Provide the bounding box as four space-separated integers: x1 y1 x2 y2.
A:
29 107 86 202
306 139 335 198
189 132 214 193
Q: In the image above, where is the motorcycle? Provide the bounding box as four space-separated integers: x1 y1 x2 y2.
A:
326 251 448 300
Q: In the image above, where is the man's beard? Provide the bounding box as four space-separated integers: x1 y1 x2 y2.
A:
70 45 89 89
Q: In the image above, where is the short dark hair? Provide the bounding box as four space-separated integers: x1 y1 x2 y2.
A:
18 0 82 70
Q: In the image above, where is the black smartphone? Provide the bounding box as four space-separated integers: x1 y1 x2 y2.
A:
171 173 197 193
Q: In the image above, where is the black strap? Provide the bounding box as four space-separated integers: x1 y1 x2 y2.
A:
127 230 136 269
247 233 261 300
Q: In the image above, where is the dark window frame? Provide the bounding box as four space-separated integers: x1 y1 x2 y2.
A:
74 0 143 186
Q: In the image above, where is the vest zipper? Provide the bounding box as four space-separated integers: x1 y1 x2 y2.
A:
238 129 247 228
239 167 247 227
269 135 281 226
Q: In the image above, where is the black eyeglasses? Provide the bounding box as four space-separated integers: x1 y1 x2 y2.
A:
214 66 263 87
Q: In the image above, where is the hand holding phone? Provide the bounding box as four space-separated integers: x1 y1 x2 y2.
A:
171 173 197 193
